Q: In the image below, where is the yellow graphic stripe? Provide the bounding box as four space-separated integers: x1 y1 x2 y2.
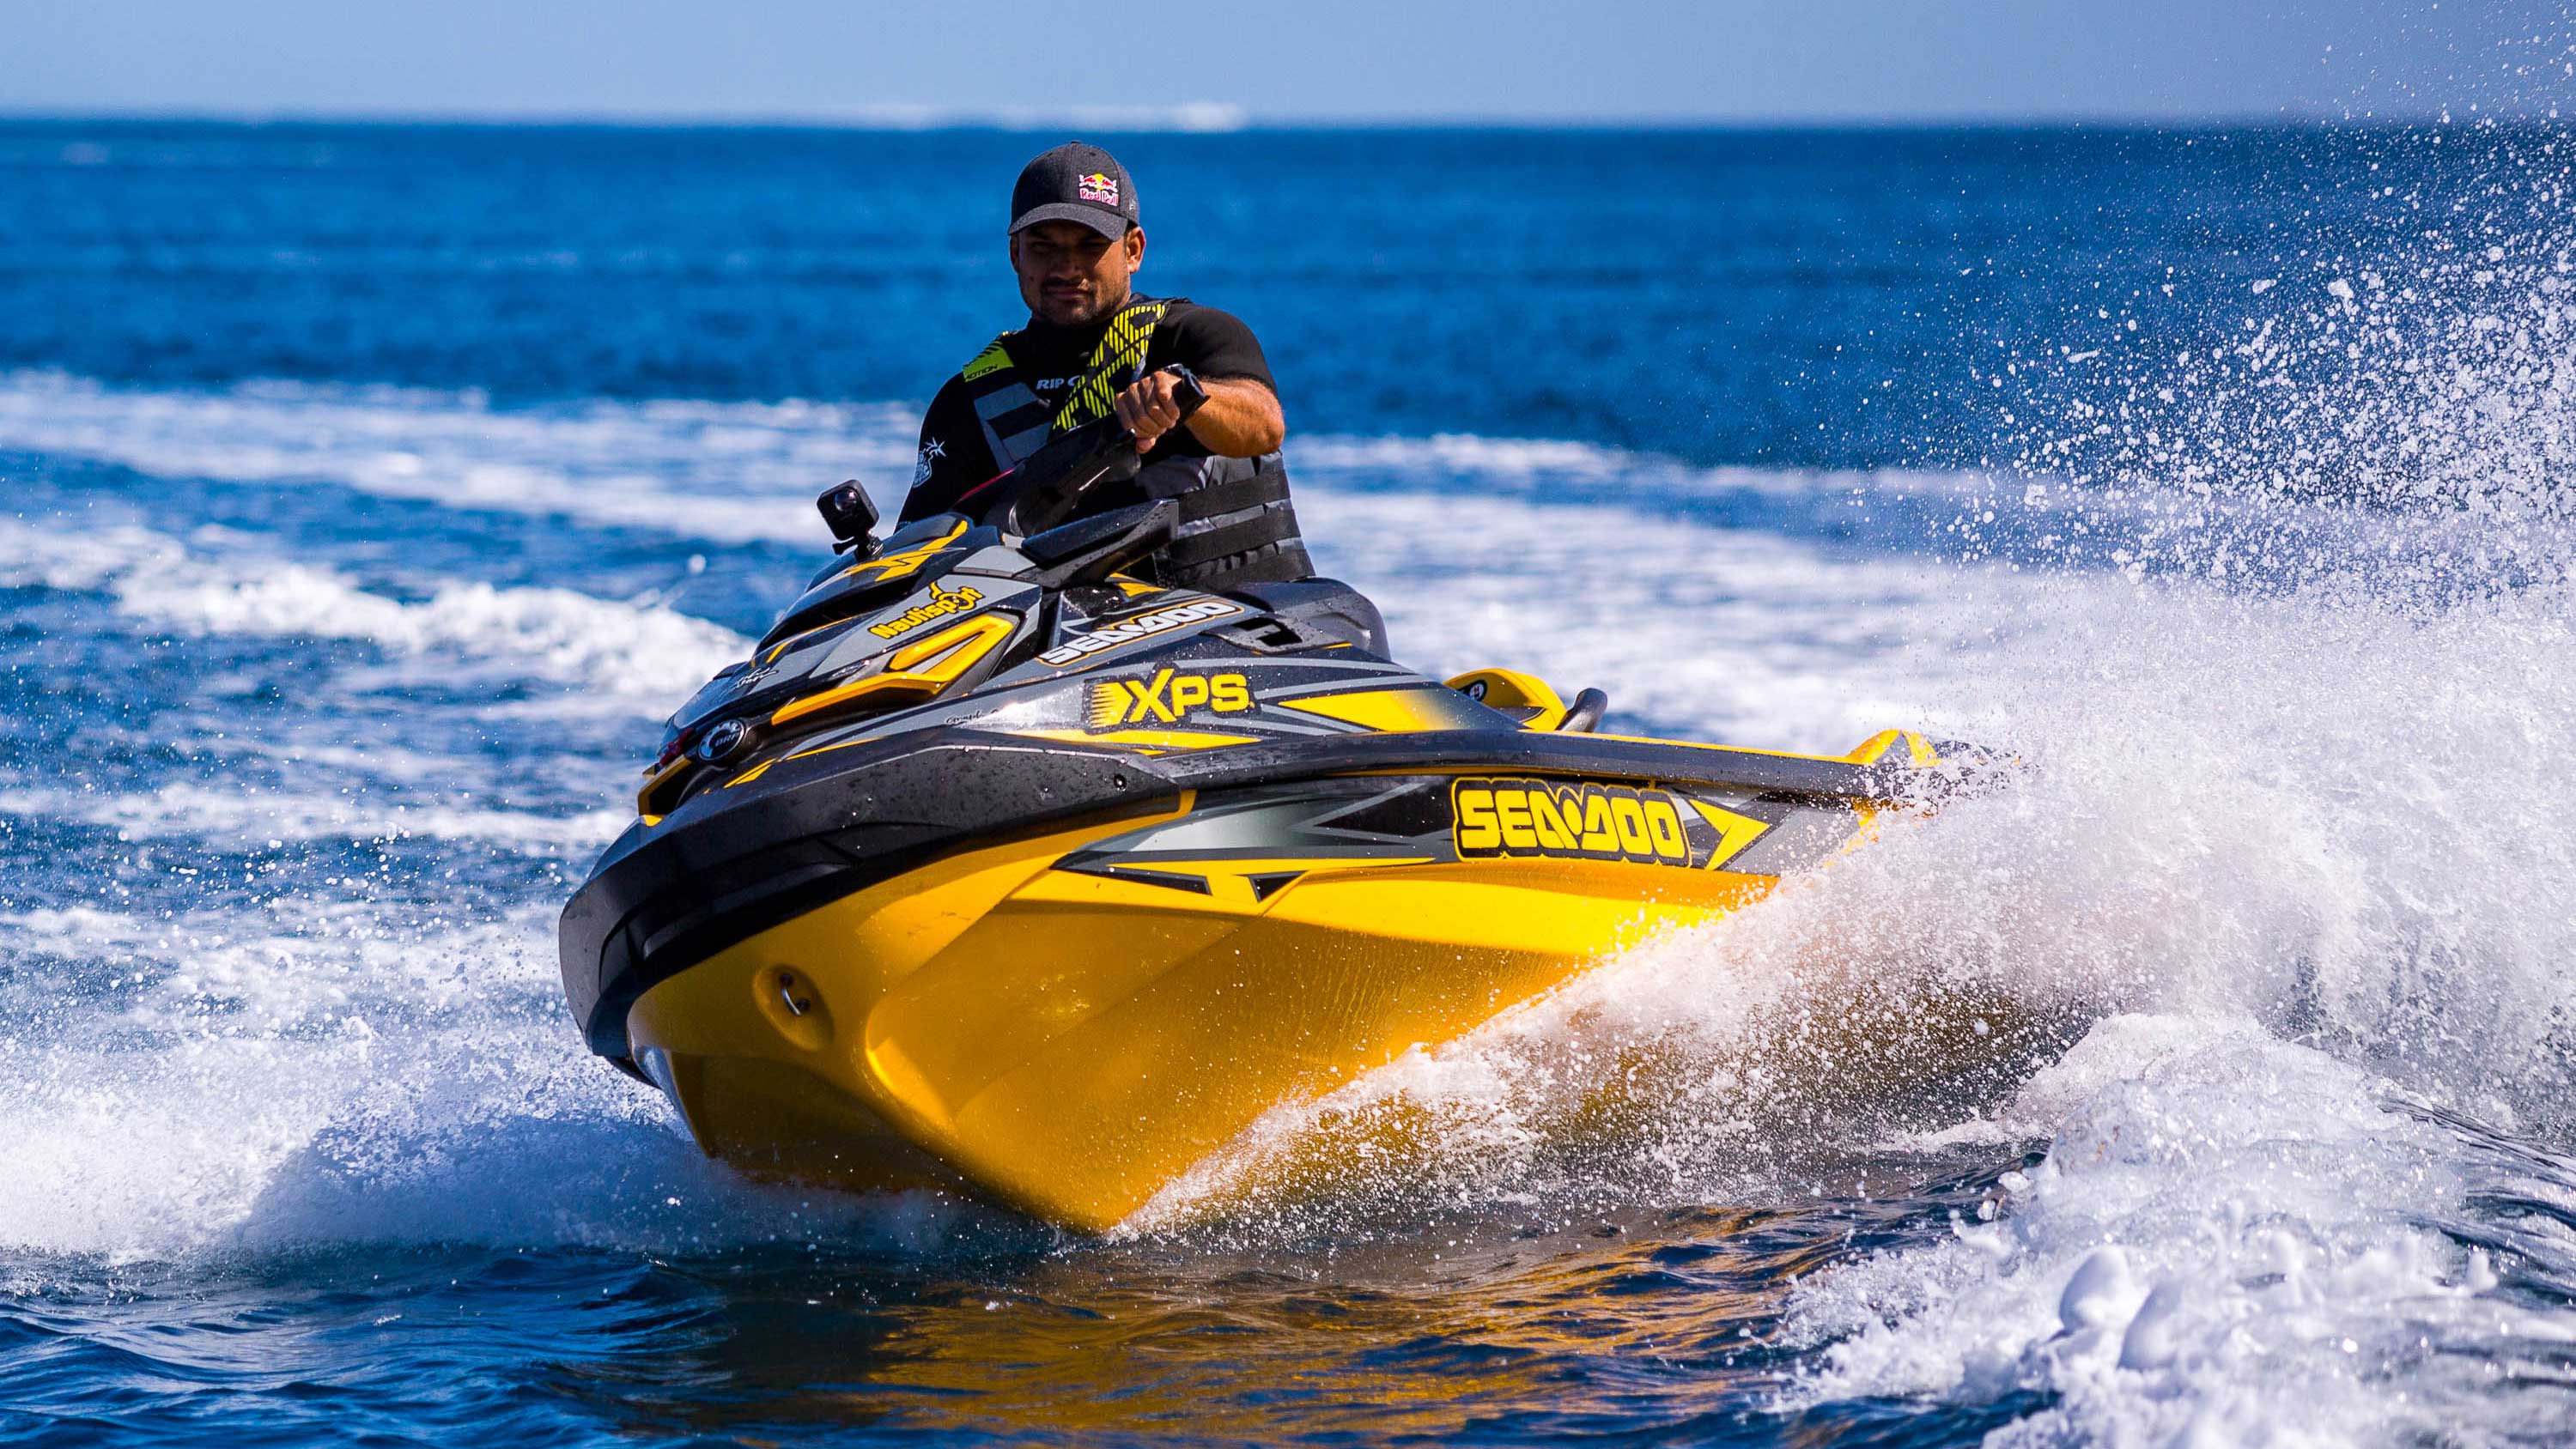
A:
1051 300 1167 433
1684 799 1774 871
1084 684 1128 730
635 754 691 819
763 618 841 664
769 613 1013 726
961 339 1015 382
1275 687 1498 735
834 518 969 586
1003 726 1261 753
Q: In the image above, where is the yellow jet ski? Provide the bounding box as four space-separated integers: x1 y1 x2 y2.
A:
559 378 1959 1232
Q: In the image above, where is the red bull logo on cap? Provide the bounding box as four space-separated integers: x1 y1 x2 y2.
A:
1078 172 1120 206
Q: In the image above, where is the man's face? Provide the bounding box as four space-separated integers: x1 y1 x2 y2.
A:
1011 221 1145 326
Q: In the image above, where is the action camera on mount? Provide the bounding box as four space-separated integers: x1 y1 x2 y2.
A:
817 479 880 554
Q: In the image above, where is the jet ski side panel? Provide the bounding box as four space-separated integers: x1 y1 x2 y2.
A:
621 776 1814 1233
562 721 1941 1066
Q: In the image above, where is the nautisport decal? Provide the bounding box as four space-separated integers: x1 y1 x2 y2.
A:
1040 601 1240 667
869 580 986 640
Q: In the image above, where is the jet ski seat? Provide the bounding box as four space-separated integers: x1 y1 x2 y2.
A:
1223 578 1391 657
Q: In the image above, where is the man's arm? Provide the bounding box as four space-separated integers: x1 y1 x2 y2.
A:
1114 305 1286 457
1115 370 1285 457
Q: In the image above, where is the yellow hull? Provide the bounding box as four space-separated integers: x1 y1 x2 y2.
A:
628 795 1813 1232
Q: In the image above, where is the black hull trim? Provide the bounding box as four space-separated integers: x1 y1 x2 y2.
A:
558 726 1945 1062
1157 730 1929 799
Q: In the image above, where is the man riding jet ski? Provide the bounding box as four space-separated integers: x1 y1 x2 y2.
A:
902 141 1309 591
556 148 1966 1233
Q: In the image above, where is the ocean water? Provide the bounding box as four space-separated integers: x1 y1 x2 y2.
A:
3 119 2575 1446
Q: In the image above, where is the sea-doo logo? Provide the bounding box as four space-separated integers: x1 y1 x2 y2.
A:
1452 778 1703 868
1039 600 1240 667
1088 669 1254 729
869 580 985 640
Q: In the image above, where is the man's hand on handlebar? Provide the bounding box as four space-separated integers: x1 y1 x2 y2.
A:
1114 367 1198 454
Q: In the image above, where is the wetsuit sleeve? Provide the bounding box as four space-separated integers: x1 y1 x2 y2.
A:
1154 306 1277 395
898 378 1000 523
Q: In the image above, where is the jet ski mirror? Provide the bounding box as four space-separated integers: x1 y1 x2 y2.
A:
817 479 880 555
1559 688 1610 734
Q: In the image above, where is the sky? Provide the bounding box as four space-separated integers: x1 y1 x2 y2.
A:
7 0 2573 124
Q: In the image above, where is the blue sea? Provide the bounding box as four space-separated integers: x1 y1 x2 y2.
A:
5 120 2576 1446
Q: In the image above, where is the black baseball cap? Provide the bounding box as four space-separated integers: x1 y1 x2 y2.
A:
1008 142 1139 239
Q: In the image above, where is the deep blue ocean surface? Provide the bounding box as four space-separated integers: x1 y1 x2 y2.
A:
4 120 2576 1446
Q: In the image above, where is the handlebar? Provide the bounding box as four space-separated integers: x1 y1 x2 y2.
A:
960 365 1210 536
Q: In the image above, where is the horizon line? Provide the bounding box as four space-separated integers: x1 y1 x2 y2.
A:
0 101 2551 134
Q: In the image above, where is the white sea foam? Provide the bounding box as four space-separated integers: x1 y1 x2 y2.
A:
1301 485 2003 749
0 518 188 590
1294 431 1965 509
1784 1019 2576 1445
0 781 627 852
114 564 745 698
0 371 912 543
0 515 747 700
0 902 957 1257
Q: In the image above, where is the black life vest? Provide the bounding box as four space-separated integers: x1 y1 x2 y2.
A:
957 296 1312 588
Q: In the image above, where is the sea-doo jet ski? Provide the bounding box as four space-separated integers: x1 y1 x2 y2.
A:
561 373 1958 1232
